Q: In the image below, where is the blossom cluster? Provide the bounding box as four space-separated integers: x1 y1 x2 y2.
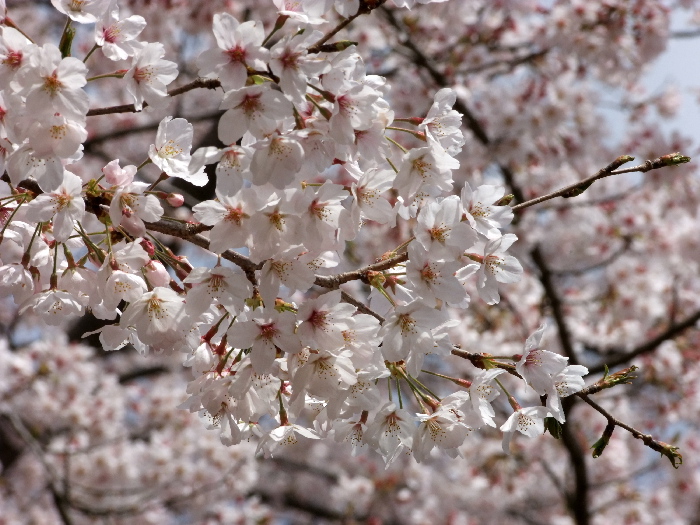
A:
0 0 592 467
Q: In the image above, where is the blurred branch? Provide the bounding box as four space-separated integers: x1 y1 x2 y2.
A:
588 308 700 374
531 246 578 364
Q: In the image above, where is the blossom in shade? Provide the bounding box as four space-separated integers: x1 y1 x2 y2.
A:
546 365 589 423
227 309 301 374
120 286 189 351
363 403 414 466
500 406 552 454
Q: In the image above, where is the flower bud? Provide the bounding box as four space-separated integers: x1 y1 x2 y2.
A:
144 260 170 288
166 193 185 207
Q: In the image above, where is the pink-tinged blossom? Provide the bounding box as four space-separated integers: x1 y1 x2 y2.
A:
109 180 164 237
394 144 459 203
183 265 252 316
227 309 301 374
418 88 465 155
328 83 381 146
0 26 33 90
270 29 329 104
124 42 178 111
461 183 514 240
471 233 523 305
15 43 89 122
51 0 110 23
333 417 367 456
352 112 393 164
378 299 444 362
120 286 188 351
248 192 302 264
149 117 207 186
95 6 147 61
218 84 293 144
414 195 478 261
196 13 269 92
297 290 356 351
143 260 170 289
102 158 136 186
546 365 589 423
500 406 552 454
515 324 569 396
192 188 259 254
363 403 414 466
24 171 84 242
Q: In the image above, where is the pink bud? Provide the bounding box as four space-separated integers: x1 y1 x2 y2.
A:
140 238 155 257
166 193 185 207
144 260 171 288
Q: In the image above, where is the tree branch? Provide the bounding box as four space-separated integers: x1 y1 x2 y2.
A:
86 78 222 117
588 308 700 374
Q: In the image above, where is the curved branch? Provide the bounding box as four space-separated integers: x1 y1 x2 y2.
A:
588 308 700 374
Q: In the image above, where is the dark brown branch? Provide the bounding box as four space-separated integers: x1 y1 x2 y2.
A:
86 78 222 117
578 394 682 468
559 403 590 525
511 154 689 212
307 0 388 54
84 111 222 148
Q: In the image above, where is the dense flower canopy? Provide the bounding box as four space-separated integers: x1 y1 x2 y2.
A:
0 0 698 523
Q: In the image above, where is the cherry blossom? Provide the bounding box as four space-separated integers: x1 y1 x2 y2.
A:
23 171 84 242
95 4 147 61
149 116 207 185
124 42 177 111
196 13 269 92
15 43 89 121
